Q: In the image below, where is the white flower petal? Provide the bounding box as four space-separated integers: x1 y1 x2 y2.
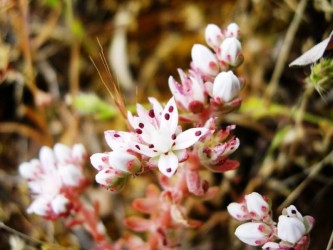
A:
160 97 178 133
90 153 111 171
19 160 40 179
72 144 86 164
51 194 69 214
59 164 84 187
27 197 49 216
39 146 55 167
158 151 179 177
173 128 208 150
54 143 72 163
104 130 136 150
277 215 306 244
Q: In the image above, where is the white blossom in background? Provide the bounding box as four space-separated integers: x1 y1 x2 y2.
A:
19 144 87 220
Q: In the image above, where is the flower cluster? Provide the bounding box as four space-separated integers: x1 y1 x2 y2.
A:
227 192 315 249
90 23 243 192
19 143 88 220
90 97 208 189
169 23 244 118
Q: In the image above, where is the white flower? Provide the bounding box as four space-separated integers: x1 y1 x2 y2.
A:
168 69 206 113
227 202 251 221
19 144 87 219
277 214 306 244
218 37 243 67
206 71 242 103
105 97 208 178
235 222 272 246
191 44 219 77
205 24 224 49
245 192 270 221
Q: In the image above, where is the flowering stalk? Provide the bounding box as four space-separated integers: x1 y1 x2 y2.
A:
89 22 244 248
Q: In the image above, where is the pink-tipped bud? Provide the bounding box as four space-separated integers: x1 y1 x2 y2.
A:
227 202 251 221
225 23 240 38
218 37 243 68
235 222 272 246
245 192 270 221
205 24 224 49
212 71 242 103
191 44 219 77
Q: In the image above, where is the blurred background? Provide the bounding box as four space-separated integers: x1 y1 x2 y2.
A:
0 0 332 249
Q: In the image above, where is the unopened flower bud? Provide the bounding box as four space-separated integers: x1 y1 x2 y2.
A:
225 23 240 38
205 24 224 49
218 37 243 68
212 71 242 103
235 222 272 246
191 44 219 77
227 202 251 221
95 168 128 191
245 192 270 221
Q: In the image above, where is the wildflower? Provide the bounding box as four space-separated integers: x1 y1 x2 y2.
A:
206 71 243 104
277 205 314 245
205 24 224 50
106 97 208 178
235 222 273 246
19 144 87 220
218 37 243 68
191 44 219 78
168 69 206 113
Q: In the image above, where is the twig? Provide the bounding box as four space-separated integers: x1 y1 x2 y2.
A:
326 230 333 250
278 149 333 210
265 0 308 101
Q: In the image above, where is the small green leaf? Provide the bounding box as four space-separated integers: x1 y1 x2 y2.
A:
72 93 118 120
